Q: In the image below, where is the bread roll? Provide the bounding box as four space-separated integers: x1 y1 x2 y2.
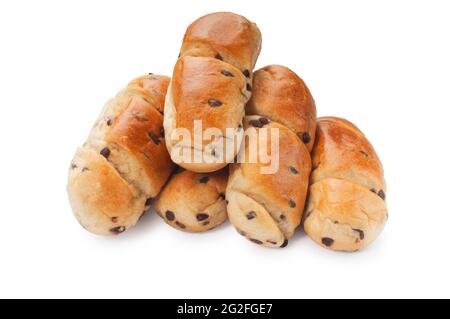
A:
304 117 387 251
226 65 316 247
67 74 174 236
164 12 262 172
246 65 316 152
154 167 228 232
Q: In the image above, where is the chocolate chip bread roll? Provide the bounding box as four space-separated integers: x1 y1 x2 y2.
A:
67 74 174 236
164 12 262 172
304 117 387 251
226 65 317 248
154 168 228 232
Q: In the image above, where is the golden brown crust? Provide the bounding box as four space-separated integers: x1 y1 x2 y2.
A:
226 116 311 247
172 56 247 135
106 95 172 197
154 168 228 232
246 65 317 152
67 74 174 236
304 117 387 251
180 12 262 72
311 116 385 192
124 75 170 114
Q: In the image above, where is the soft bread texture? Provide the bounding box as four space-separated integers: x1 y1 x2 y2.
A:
154 168 228 232
227 116 312 247
246 65 317 152
304 117 387 251
165 12 261 172
67 74 174 236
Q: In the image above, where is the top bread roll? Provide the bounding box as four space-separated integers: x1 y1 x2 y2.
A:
67 74 174 236
304 117 387 251
164 12 262 172
180 12 262 73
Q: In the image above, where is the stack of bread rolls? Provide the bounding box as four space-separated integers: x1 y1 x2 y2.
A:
67 12 387 252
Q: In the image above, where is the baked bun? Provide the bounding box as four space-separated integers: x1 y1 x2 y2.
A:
246 65 317 152
304 117 387 251
226 65 316 247
165 12 262 172
154 168 228 232
180 12 262 73
67 74 174 236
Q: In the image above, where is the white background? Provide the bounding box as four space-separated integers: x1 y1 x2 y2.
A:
0 0 449 299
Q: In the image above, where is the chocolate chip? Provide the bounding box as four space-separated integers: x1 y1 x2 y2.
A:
70 163 77 169
289 166 298 174
360 150 369 157
249 119 263 128
173 166 184 174
378 190 386 200
100 147 110 159
370 188 377 194
199 176 209 184
288 199 296 208
148 72 153 75
280 239 289 248
219 192 225 200
246 211 256 220
353 228 365 240
280 214 286 220
110 226 125 234
175 221 186 229
242 69 250 78
160 127 165 138
165 210 175 221
225 200 229 204
221 70 234 77
81 167 89 172
300 132 311 144
196 213 209 221
321 237 334 247
208 99 223 107
178 53 181 58
250 238 263 245
267 240 277 245
111 217 118 223
259 117 269 125
145 197 153 206
149 132 160 145
246 83 252 91
214 53 223 60
202 221 210 226
237 229 246 236
106 118 113 126
334 221 339 224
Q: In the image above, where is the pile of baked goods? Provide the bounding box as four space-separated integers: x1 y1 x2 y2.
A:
67 12 387 252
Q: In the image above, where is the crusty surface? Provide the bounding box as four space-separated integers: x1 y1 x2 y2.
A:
154 168 228 232
311 116 386 194
304 117 387 251
67 74 174 236
164 56 248 172
246 65 317 152
226 116 311 247
180 12 262 73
